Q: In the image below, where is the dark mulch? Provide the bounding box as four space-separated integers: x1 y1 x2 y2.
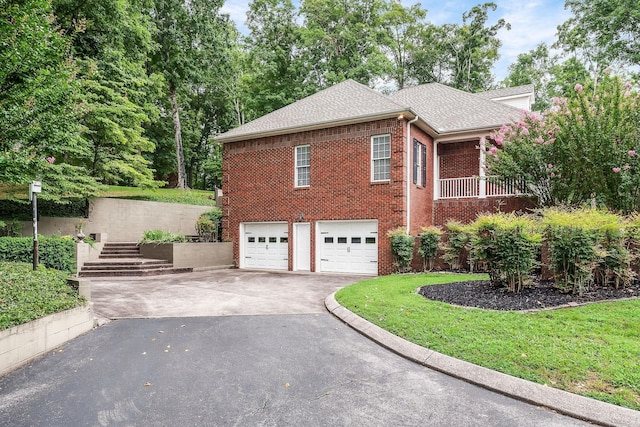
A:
418 280 640 311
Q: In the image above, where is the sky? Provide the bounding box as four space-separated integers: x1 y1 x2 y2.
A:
220 0 572 81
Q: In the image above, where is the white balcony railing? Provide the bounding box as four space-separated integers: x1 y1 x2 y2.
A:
438 176 523 199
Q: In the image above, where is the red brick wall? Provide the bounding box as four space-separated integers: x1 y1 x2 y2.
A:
222 118 410 275
438 140 478 179
433 197 536 226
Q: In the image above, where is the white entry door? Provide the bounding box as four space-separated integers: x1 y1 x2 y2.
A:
317 221 378 274
293 223 311 271
242 222 288 270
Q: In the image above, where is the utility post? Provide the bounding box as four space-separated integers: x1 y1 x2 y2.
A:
29 181 41 270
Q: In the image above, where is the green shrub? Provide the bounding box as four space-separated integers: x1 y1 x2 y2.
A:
196 208 221 242
417 226 442 271
387 227 415 273
0 262 83 330
441 221 471 271
542 208 621 295
0 236 75 272
139 230 188 244
469 213 542 292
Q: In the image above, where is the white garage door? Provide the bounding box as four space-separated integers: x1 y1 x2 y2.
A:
242 223 288 270
318 221 378 274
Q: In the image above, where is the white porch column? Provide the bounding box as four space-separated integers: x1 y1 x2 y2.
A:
433 141 439 200
479 136 487 199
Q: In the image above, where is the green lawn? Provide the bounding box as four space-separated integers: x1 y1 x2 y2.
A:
335 273 640 410
99 185 218 207
0 262 84 330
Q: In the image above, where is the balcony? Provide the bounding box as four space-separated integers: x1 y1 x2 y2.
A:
438 176 523 199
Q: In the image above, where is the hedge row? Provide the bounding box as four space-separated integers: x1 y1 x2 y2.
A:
391 208 639 294
0 199 88 221
0 236 75 272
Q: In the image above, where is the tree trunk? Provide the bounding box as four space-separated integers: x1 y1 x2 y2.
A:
170 83 187 189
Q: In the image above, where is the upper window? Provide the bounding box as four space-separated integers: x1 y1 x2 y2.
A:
413 139 427 187
372 134 391 182
295 145 310 187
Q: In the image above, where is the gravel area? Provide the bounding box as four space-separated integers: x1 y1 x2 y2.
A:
418 280 640 311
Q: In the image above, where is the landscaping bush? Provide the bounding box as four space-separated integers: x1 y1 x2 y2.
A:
541 208 624 295
139 230 188 244
0 236 75 272
441 221 470 271
196 208 222 242
417 226 442 271
0 262 83 330
387 227 415 273
469 213 542 292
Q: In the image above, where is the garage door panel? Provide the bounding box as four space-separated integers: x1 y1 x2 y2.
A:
318 221 378 274
243 223 288 270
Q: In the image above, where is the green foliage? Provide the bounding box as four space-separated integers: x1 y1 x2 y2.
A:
488 75 640 213
441 221 471 271
195 208 222 242
468 213 542 292
417 226 442 271
0 236 75 272
100 186 218 207
0 262 83 330
335 273 640 411
139 230 188 244
0 199 88 220
386 227 415 273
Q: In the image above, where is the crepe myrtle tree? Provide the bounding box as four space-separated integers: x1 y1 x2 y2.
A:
486 74 640 213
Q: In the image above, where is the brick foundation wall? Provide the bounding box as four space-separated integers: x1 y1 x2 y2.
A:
223 118 428 275
433 197 536 225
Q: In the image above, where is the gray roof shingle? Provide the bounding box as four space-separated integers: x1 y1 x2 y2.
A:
217 79 410 142
390 83 523 134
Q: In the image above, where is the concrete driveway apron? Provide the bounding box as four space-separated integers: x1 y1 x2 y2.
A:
0 270 594 426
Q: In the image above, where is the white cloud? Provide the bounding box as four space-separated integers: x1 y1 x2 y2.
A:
221 0 250 33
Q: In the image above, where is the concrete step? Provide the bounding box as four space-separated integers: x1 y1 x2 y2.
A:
81 263 171 271
99 254 144 259
79 267 192 277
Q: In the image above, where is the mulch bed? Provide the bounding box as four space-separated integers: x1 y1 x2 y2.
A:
418 279 640 311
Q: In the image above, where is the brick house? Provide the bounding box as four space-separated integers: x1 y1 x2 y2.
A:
217 80 534 275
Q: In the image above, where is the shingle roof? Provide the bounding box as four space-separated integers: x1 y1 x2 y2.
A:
390 83 523 134
217 79 410 142
475 84 535 100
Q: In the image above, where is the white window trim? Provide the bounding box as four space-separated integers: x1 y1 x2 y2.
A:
295 145 310 187
371 134 391 182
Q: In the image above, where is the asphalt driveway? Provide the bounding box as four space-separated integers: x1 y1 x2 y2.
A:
0 270 597 426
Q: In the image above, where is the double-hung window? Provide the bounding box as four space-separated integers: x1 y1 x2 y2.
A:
295 145 310 187
371 134 391 182
413 139 427 187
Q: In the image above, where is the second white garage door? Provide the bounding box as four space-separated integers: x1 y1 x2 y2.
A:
317 221 378 274
242 222 288 270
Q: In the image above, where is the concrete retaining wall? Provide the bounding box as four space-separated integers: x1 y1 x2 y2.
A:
140 242 233 269
21 198 213 242
0 304 95 377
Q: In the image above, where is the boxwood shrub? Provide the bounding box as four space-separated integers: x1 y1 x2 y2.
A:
0 236 75 272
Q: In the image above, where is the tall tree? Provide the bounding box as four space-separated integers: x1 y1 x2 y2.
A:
299 0 391 88
557 0 640 69
0 0 100 200
380 0 427 90
242 0 310 119
52 0 161 187
149 0 230 189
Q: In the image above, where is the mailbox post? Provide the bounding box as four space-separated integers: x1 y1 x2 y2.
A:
29 181 41 270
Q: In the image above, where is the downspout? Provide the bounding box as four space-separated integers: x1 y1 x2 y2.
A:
406 115 419 235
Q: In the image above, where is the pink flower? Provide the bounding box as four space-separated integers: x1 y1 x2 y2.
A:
629 150 636 157
488 146 498 155
494 137 503 146
46 156 55 164
625 81 632 89
613 167 621 173
536 136 544 144
550 172 555 178
547 164 553 169
547 130 554 136
547 138 556 144
624 164 631 170
574 83 583 92
521 127 530 136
